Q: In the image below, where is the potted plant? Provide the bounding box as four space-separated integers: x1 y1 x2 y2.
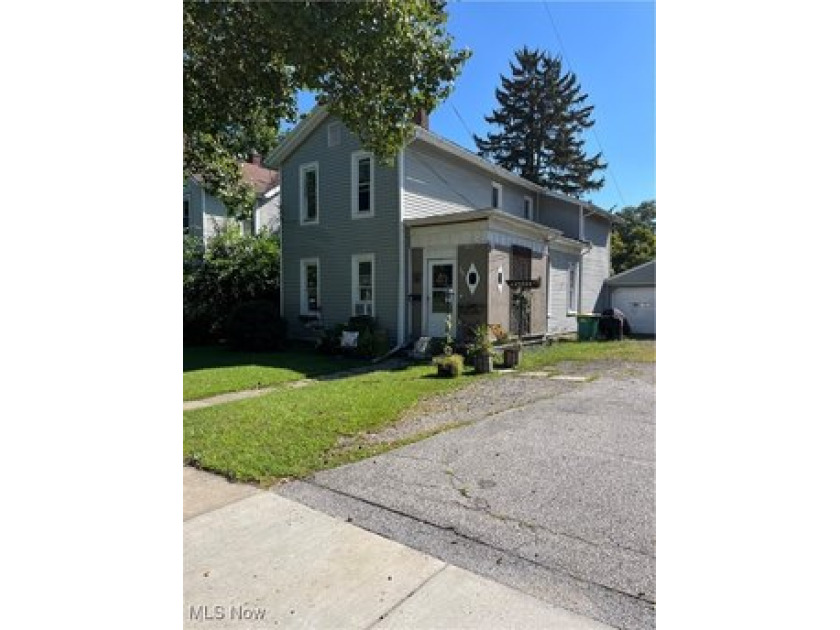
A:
468 324 497 374
433 315 464 378
490 325 521 368
502 340 522 368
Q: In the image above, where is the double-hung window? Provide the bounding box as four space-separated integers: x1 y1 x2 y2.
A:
524 196 533 220
568 262 579 313
352 151 374 218
183 196 190 233
300 163 319 224
491 182 502 209
300 258 320 315
351 254 375 316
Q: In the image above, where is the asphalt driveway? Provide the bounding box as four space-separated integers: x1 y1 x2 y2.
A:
277 362 655 630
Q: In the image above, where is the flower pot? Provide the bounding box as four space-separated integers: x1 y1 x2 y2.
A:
474 353 494 374
502 347 521 368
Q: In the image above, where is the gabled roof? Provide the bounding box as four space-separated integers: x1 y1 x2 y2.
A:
606 259 656 286
411 127 613 221
241 161 280 197
264 105 613 220
264 106 329 168
187 161 280 199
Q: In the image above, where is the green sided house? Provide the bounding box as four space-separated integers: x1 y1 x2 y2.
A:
264 107 614 347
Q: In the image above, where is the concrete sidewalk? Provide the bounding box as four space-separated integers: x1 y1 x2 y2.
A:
184 467 612 629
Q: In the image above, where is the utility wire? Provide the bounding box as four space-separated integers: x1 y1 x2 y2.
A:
542 0 627 208
412 149 480 211
450 102 478 143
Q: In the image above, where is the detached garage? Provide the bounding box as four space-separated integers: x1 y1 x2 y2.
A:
606 260 656 335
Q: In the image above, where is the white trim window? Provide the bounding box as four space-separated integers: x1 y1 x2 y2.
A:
491 182 502 209
300 258 321 315
351 254 375 316
327 122 341 147
352 151 375 218
523 196 533 220
299 162 319 224
567 262 579 314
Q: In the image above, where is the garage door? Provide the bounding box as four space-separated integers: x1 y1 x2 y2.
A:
611 286 656 335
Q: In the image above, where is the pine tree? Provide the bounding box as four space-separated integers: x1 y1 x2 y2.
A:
474 47 606 197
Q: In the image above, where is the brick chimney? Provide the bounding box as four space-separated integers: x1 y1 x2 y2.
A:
412 109 429 130
250 152 262 166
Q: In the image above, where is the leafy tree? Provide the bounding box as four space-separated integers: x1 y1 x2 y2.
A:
183 225 283 344
610 200 656 274
184 1 470 218
474 46 606 197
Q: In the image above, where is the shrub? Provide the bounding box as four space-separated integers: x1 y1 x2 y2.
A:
434 353 464 377
372 330 390 357
183 225 282 344
347 315 377 332
316 317 390 358
357 328 374 357
316 323 348 355
227 301 287 351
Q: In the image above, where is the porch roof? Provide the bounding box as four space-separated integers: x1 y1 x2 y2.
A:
404 209 589 251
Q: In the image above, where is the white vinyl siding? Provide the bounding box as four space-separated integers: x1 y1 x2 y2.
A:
351 151 375 218
403 144 536 221
351 253 375 316
299 162 319 225
300 258 320 315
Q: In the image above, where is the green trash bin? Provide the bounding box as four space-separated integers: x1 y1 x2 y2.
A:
576 314 601 341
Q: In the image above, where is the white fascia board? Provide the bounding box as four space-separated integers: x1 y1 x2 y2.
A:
412 128 544 194
264 106 329 168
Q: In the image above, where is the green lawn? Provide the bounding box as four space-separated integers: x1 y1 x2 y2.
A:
183 345 367 400
519 338 655 370
184 339 655 486
184 364 471 485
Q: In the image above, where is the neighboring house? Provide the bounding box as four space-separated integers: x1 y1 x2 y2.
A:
264 107 614 346
605 259 656 335
183 154 281 243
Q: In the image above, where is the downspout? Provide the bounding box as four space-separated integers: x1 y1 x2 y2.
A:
376 147 411 362
201 186 206 244
278 201 284 318
579 239 592 314
578 203 598 313
397 148 406 346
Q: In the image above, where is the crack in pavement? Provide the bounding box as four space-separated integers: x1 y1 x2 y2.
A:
299 478 656 607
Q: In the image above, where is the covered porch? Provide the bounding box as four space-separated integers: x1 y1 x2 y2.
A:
404 210 587 341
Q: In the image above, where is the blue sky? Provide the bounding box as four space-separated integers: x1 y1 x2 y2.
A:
300 1 655 212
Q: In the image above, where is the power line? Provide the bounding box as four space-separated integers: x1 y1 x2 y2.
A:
542 0 627 208
413 150 480 211
450 102 478 143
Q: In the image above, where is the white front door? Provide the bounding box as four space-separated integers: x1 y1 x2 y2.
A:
426 259 456 337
